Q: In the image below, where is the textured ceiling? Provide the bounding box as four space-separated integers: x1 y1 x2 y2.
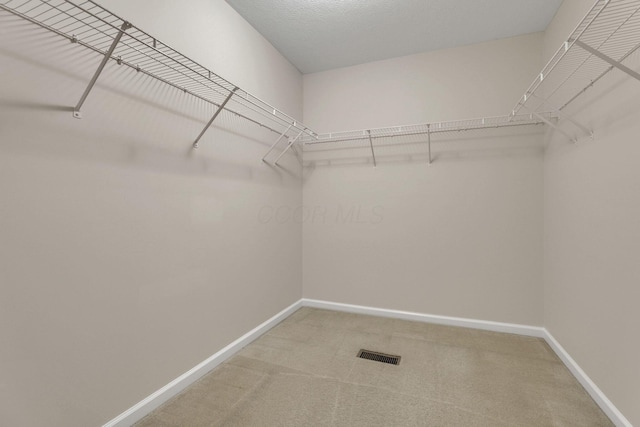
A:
225 0 563 74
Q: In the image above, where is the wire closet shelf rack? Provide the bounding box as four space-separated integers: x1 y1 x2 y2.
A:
300 114 554 166
0 0 316 155
512 0 640 141
304 0 640 162
2 0 640 165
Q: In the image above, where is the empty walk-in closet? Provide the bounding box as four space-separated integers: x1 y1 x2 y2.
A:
1 0 639 425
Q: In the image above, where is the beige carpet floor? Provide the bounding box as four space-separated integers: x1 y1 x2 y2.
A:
135 307 612 426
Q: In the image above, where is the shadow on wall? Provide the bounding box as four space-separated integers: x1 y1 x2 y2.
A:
0 14 301 185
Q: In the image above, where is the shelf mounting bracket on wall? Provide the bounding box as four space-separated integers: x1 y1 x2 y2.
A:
73 21 132 119
529 93 594 139
274 130 305 166
193 87 238 148
262 123 293 162
572 39 640 82
520 106 578 144
366 130 377 167
427 124 432 165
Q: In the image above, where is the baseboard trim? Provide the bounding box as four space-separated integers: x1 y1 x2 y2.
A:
302 298 629 427
102 299 303 427
104 298 629 427
542 330 631 427
301 298 545 337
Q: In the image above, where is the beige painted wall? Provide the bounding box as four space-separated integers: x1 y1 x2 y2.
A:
0 1 302 425
3 0 637 425
303 33 543 132
543 1 640 425
302 34 545 326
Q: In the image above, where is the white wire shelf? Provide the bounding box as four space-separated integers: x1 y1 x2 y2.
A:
301 114 553 166
301 114 553 145
512 0 640 136
301 0 640 162
0 0 315 145
2 0 639 165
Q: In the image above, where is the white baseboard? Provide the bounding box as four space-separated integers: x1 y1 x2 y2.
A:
542 330 632 427
104 298 629 427
302 299 630 427
301 298 546 337
102 299 303 427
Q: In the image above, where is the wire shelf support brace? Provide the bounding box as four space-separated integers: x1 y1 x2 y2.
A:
2 0 640 165
0 0 314 144
274 130 305 166
72 20 131 118
192 87 238 148
572 38 640 82
302 0 640 164
512 0 640 142
262 123 293 163
366 130 377 168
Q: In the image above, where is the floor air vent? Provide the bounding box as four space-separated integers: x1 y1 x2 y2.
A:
357 349 401 365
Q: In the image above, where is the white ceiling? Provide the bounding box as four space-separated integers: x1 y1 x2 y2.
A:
225 0 564 74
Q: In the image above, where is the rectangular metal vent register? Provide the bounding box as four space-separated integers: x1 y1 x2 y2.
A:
357 349 401 365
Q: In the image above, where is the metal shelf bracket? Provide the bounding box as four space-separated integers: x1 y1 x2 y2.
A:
367 130 377 168
427 124 432 165
262 123 293 162
572 39 640 82
192 87 238 148
73 21 132 119
274 130 305 166
529 93 594 139
522 106 578 143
